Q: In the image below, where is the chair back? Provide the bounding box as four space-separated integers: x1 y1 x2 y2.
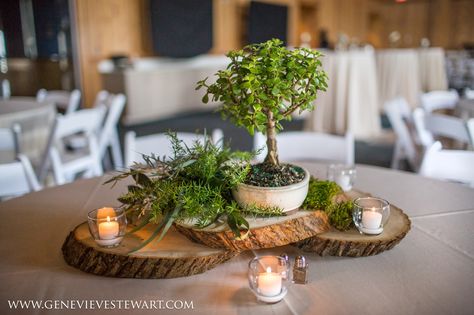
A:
98 94 126 168
464 88 474 100
1 79 10 99
467 118 474 147
0 123 21 155
0 154 41 199
384 98 418 169
125 129 223 167
93 90 110 108
254 131 354 165
36 89 81 115
47 107 106 185
420 90 459 113
413 108 470 148
419 141 474 187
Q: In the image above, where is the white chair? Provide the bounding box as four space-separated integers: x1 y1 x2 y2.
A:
125 129 224 167
45 107 106 185
1 79 10 99
93 90 110 108
97 94 125 169
0 155 42 199
467 118 474 147
419 141 474 187
413 108 470 149
253 131 354 165
384 98 419 170
420 90 459 113
464 88 474 100
36 89 81 115
0 125 41 199
0 123 21 159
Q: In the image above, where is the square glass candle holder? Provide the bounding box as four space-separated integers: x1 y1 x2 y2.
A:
327 164 356 192
87 207 127 247
352 197 390 235
248 256 290 304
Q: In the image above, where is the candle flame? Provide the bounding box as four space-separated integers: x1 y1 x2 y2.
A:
106 216 111 222
266 267 271 273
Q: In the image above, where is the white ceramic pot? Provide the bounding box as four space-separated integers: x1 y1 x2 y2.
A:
232 167 310 213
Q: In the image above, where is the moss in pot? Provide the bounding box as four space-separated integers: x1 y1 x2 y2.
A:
197 39 328 212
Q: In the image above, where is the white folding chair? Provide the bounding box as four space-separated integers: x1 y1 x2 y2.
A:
384 98 419 170
124 129 224 167
464 88 474 100
45 107 106 185
0 155 42 199
253 131 354 165
0 123 21 160
420 90 459 113
419 141 474 187
97 94 126 169
36 89 81 115
467 118 474 147
413 107 470 149
1 79 10 99
93 90 110 108
0 125 41 199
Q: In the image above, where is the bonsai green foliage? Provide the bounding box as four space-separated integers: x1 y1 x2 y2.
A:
197 39 328 166
107 133 283 252
302 177 354 231
302 177 341 210
326 201 354 231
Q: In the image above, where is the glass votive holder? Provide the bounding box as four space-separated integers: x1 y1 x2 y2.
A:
327 164 356 192
352 197 390 235
248 256 290 304
87 207 127 247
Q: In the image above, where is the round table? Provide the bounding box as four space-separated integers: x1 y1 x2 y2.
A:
0 97 56 167
1 163 473 314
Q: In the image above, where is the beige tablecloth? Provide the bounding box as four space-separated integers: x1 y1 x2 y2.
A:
418 48 448 92
304 49 381 140
1 163 473 314
376 48 448 109
0 98 56 168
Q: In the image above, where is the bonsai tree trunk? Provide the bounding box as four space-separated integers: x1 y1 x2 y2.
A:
264 112 279 166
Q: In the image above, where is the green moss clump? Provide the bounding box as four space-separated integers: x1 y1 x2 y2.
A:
302 177 341 210
302 177 354 231
326 201 354 231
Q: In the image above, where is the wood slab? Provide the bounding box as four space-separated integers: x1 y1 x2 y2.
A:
294 190 411 257
174 210 330 251
62 222 237 278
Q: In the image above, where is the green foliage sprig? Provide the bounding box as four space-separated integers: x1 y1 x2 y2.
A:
106 133 283 252
197 39 328 166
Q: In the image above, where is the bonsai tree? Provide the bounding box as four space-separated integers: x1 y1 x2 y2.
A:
197 39 328 166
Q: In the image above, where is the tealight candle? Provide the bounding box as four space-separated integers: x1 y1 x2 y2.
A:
362 209 382 230
98 216 119 240
258 267 282 297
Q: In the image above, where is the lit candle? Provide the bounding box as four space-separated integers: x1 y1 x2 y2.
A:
336 175 351 191
362 209 382 230
98 216 119 240
258 267 282 297
97 207 116 219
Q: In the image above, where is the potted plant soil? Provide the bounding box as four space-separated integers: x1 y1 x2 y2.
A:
197 39 328 212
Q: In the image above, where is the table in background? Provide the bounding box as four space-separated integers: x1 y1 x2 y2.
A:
1 163 473 315
376 48 448 109
0 97 56 169
304 49 381 140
